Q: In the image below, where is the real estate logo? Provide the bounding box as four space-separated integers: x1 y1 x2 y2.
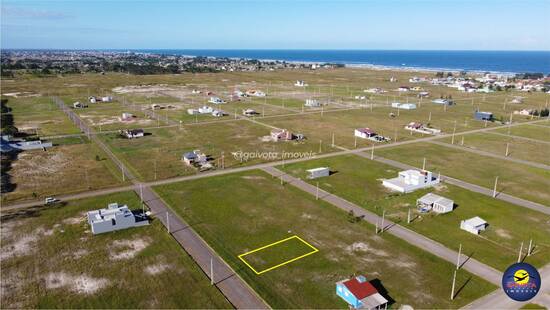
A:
502 263 541 301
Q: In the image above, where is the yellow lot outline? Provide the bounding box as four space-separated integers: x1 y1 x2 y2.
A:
238 235 319 275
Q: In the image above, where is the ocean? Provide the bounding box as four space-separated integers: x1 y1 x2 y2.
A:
133 49 550 74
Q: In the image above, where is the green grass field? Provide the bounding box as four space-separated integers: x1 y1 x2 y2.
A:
101 119 329 181
1 137 126 204
0 191 230 309
376 143 550 206
154 170 496 309
279 154 550 271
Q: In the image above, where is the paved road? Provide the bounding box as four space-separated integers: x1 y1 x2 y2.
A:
140 186 268 309
427 140 550 171
5 118 548 212
462 263 550 309
261 166 503 286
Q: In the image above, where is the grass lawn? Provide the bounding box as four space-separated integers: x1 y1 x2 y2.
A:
437 132 550 165
0 191 230 309
101 120 328 181
376 143 550 206
493 123 550 142
1 137 126 204
1 96 81 136
154 170 496 309
279 154 550 271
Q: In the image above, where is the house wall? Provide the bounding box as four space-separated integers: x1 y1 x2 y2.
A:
336 284 360 308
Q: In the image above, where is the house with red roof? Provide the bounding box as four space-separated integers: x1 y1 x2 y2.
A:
354 128 377 139
336 275 388 309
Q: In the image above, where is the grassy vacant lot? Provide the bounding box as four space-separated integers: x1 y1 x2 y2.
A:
493 123 550 142
0 191 230 309
376 143 550 206
154 170 496 309
1 96 81 136
279 155 550 271
1 136 125 204
101 120 328 181
437 132 550 165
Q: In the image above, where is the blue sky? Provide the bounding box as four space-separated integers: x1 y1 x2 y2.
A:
1 0 549 50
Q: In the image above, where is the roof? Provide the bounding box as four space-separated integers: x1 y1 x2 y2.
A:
463 216 487 227
407 122 423 129
184 152 197 159
307 167 329 173
342 276 378 300
356 128 375 135
418 193 453 207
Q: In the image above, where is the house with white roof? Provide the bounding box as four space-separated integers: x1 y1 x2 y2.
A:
460 216 488 235
295 80 308 87
336 275 388 310
305 99 321 107
199 106 214 114
307 167 330 179
382 169 440 193
87 203 149 235
209 97 225 104
416 193 454 213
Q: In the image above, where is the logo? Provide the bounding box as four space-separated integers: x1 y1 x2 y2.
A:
502 263 541 301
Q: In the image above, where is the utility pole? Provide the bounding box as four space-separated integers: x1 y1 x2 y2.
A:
354 135 357 148
210 258 214 285
493 176 499 197
451 121 457 144
518 242 524 263
528 239 533 256
371 145 375 160
380 210 386 233
456 244 462 270
316 182 319 200
422 158 426 171
505 143 510 157
331 132 335 148
407 208 411 224
319 140 322 153
166 212 170 233
451 270 457 300
428 111 432 122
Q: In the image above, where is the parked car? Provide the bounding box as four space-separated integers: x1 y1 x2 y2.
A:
45 197 59 205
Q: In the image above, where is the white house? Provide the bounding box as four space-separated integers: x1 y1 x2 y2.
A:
392 102 417 110
432 99 454 105
73 101 87 109
398 86 410 92
198 106 213 114
513 109 533 116
182 150 208 166
187 109 199 115
102 96 113 102
295 80 308 87
460 216 488 235
212 110 225 117
305 99 321 107
121 113 133 121
209 97 225 104
120 129 144 139
364 88 385 94
306 167 330 179
242 109 257 116
382 169 440 193
87 203 149 235
416 193 454 213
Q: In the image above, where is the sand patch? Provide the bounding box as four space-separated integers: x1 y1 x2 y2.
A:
145 263 172 275
44 272 109 294
63 213 86 225
495 228 513 239
241 175 266 180
345 242 389 257
109 238 150 260
0 234 38 260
